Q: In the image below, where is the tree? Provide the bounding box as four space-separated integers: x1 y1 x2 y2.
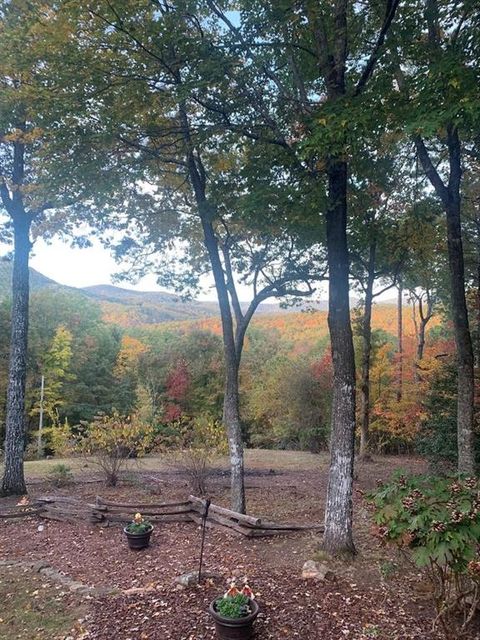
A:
349 156 407 459
0 1 89 494
207 0 401 553
30 325 74 454
0 3 49 494
47 0 324 513
392 0 480 473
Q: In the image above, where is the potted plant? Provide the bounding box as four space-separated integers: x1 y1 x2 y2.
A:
123 512 153 550
209 581 259 640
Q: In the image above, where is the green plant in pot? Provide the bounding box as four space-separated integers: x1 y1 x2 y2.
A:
209 581 259 640
124 512 153 550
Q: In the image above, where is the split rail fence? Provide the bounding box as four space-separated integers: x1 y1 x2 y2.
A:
1 494 324 537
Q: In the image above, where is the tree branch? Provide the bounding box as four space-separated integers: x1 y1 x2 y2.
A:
354 0 401 96
414 135 449 207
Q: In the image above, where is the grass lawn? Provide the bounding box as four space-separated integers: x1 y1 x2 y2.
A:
0 565 87 640
4 448 328 482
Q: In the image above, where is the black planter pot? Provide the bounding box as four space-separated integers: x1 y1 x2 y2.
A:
123 525 153 550
209 598 259 640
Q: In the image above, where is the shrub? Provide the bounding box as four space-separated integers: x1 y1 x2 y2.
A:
368 473 480 638
47 463 74 487
415 361 480 471
48 419 75 458
23 441 41 461
158 415 228 495
77 413 153 486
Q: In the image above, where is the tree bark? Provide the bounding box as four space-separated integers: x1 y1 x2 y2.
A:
322 160 356 556
417 317 426 362
1 213 31 496
416 127 475 473
180 99 247 513
416 292 433 363
199 213 246 514
359 247 375 460
396 283 403 402
476 260 480 369
416 1 475 472
446 196 475 473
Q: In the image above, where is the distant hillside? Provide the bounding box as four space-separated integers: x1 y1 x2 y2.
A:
0 260 222 324
0 260 392 330
82 284 220 325
0 257 64 296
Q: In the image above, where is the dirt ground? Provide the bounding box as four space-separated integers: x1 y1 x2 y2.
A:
0 451 475 639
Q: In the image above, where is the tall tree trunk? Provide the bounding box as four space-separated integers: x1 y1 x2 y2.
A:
417 319 426 362
359 250 375 460
416 127 475 473
200 213 246 513
222 354 245 513
322 160 356 556
446 197 475 473
182 101 247 512
396 283 403 402
476 259 480 369
417 1 475 472
1 213 31 496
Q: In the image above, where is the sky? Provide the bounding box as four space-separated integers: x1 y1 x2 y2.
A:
23 236 255 302
2 233 397 305
29 237 163 291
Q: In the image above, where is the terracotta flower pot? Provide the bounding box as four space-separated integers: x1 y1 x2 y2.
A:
209 598 259 640
123 525 153 550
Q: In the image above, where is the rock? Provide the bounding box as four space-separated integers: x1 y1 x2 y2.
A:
68 582 88 593
122 586 157 595
301 560 335 581
94 586 120 597
175 571 221 589
175 571 199 588
32 560 51 573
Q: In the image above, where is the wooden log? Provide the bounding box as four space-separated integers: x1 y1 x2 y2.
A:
42 502 88 512
95 497 190 510
45 504 89 510
0 508 43 519
39 511 79 523
189 513 254 538
95 505 192 517
95 511 194 524
188 496 262 526
35 496 84 505
255 521 324 531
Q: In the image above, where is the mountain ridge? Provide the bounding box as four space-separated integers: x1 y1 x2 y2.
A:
1 258 329 325
1 258 381 329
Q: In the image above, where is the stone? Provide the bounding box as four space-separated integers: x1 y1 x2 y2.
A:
68 582 88 593
175 571 198 588
32 560 51 573
175 571 221 589
301 560 335 581
122 586 156 595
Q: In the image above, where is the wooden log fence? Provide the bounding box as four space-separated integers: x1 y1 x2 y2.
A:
0 505 43 520
1 495 324 537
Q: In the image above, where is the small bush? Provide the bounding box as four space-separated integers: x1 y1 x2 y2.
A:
47 463 74 487
48 420 75 457
158 415 227 495
368 473 480 638
415 361 480 471
76 413 153 486
23 441 41 461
